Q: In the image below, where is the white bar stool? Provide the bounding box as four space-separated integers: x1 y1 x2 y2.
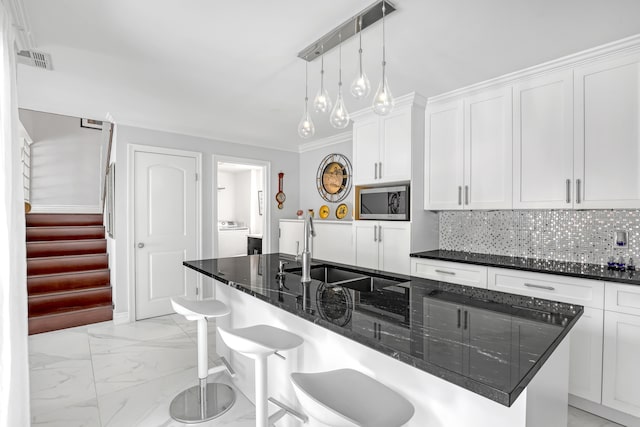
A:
169 296 236 423
217 324 305 427
290 368 415 427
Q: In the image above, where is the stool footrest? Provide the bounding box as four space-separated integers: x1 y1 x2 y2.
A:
268 397 308 424
208 356 236 377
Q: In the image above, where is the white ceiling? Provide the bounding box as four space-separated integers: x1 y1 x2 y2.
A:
17 0 640 152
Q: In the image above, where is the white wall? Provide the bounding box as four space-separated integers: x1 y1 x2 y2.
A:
298 135 354 220
235 170 251 228
250 169 264 235
19 109 105 212
217 170 236 221
113 125 299 317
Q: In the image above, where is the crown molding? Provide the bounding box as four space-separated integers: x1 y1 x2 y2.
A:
350 91 427 120
429 33 640 104
298 131 351 153
3 0 34 50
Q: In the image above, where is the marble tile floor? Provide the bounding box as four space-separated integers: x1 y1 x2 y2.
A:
29 314 622 427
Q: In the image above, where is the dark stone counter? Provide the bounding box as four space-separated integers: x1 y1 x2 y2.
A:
184 254 582 407
410 250 640 285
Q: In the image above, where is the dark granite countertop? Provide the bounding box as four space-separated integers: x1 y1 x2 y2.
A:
410 250 640 285
184 254 582 407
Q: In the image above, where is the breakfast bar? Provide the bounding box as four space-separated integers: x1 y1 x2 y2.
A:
185 254 583 427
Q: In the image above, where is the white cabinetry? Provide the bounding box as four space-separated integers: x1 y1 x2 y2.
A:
487 268 604 404
354 221 410 275
574 53 640 209
602 282 640 418
313 221 354 265
278 219 303 256
513 70 574 209
410 258 487 288
425 87 512 210
353 108 413 185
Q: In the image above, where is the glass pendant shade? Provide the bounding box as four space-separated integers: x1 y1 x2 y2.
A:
298 107 315 138
313 85 332 114
330 91 350 129
350 18 371 99
372 73 393 115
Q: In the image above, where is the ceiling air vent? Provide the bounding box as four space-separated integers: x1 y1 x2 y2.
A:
17 50 53 70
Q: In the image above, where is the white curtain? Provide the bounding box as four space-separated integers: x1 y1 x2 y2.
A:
0 2 30 426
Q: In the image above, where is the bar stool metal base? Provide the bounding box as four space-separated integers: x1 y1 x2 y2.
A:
169 380 235 423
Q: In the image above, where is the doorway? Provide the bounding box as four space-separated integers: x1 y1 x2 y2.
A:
214 156 269 258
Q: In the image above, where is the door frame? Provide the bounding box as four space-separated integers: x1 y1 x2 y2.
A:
127 144 203 322
212 154 270 258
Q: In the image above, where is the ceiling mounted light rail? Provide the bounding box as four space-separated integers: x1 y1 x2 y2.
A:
297 1 396 62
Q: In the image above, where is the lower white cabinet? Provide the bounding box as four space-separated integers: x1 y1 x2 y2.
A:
568 306 604 403
602 282 640 418
354 221 410 275
278 220 304 256
411 258 488 288
313 221 354 265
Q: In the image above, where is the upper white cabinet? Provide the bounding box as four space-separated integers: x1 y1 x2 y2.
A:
574 53 640 209
513 70 574 209
353 106 414 185
425 87 512 210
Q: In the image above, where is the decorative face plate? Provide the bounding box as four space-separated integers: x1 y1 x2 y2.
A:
316 153 352 203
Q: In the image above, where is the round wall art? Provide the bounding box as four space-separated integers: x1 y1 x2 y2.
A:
316 153 352 203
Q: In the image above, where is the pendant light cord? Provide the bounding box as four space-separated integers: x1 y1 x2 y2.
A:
320 45 325 91
338 33 343 88
358 17 364 75
304 58 309 111
382 2 386 81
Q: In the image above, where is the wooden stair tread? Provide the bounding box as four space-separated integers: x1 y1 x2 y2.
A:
27 226 105 241
26 213 103 227
29 287 112 315
27 254 109 276
27 239 107 258
28 269 110 295
29 305 113 335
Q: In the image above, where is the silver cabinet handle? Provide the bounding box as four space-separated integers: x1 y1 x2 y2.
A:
524 283 555 291
435 269 456 275
566 179 571 204
137 242 145 248
458 186 462 205
373 225 377 242
378 225 382 242
464 185 469 205
576 179 581 204
374 163 378 180
378 162 382 179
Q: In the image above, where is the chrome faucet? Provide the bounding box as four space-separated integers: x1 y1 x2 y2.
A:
300 213 316 282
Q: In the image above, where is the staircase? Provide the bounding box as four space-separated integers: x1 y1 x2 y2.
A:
26 213 113 335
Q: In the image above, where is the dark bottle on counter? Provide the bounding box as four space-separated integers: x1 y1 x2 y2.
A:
607 256 617 270
617 256 626 271
628 257 636 271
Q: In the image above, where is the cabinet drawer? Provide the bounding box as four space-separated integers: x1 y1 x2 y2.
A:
487 268 604 309
605 282 640 316
411 259 487 288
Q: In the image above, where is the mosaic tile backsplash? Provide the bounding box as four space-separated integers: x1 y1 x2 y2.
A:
439 210 640 266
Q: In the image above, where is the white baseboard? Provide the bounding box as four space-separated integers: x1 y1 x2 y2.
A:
569 394 640 426
112 311 130 325
30 204 102 214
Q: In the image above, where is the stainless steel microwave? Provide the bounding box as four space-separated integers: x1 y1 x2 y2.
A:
357 185 410 220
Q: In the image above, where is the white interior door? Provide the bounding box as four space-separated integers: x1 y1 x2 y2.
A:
134 149 199 319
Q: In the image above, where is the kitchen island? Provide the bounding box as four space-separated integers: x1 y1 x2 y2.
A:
185 254 583 427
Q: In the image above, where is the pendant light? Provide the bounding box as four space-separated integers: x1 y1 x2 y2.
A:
350 17 371 100
329 33 350 129
313 46 332 114
298 59 315 138
372 1 394 115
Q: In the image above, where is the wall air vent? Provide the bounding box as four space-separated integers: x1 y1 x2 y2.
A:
17 50 53 70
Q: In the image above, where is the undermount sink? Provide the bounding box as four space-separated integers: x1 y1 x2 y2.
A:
287 264 406 293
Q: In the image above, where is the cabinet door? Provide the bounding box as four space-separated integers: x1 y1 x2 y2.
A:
378 222 411 275
354 222 379 270
569 307 603 403
313 222 354 264
424 99 464 210
353 117 380 184
464 87 513 209
351 310 410 353
278 220 304 256
380 108 412 183
574 53 640 209
602 310 640 417
513 71 574 209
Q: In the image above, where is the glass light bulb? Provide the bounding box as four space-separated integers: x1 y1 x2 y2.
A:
330 91 350 129
298 108 315 138
313 86 332 114
372 75 394 116
350 71 371 99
